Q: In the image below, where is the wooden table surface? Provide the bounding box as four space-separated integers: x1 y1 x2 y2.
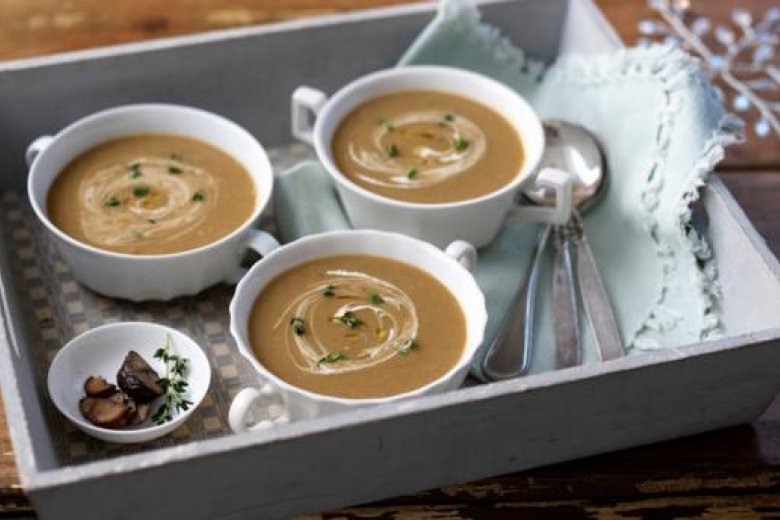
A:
2 1 780 518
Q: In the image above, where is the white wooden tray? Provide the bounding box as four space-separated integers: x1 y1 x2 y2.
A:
1 1 780 518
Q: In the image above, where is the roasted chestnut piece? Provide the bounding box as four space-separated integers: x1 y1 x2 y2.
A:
127 403 151 426
117 350 164 403
83 375 117 398
79 392 130 429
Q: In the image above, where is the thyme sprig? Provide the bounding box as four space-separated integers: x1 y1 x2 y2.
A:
152 334 193 425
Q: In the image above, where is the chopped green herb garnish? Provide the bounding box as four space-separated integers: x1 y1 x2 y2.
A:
133 186 150 198
323 285 336 298
290 317 305 336
452 136 470 151
385 143 400 158
168 166 182 174
318 351 344 365
105 196 121 207
152 334 193 425
148 218 157 224
170 153 183 162
444 112 455 122
334 311 362 329
127 162 143 178
192 191 205 202
398 338 418 355
378 118 395 131
369 292 384 304
406 168 418 180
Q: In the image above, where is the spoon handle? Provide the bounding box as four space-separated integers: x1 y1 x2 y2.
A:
481 225 550 380
551 225 580 368
572 215 624 361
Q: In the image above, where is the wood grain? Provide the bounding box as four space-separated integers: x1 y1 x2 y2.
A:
1 0 780 518
0 0 420 62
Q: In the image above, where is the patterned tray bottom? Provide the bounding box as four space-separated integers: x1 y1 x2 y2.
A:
0 145 313 466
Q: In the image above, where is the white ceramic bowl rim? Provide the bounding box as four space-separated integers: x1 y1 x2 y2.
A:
47 322 210 439
229 229 488 407
313 65 545 211
27 103 273 262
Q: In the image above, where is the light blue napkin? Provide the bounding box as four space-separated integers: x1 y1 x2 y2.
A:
274 0 742 380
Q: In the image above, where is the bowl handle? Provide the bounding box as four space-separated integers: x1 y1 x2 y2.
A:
229 385 290 433
444 240 477 272
291 86 328 145
510 167 573 225
227 229 280 284
26 135 54 168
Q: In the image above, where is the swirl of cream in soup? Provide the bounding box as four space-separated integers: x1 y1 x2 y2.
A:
273 270 419 375
348 110 487 190
79 157 217 249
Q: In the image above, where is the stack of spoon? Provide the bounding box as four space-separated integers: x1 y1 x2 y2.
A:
482 120 624 380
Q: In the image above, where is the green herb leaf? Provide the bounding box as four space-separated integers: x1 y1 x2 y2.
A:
378 118 395 131
444 113 455 122
105 196 121 207
147 218 157 224
152 333 192 425
323 285 336 298
133 186 150 198
128 163 142 178
452 136 470 151
192 191 205 202
334 311 362 329
369 292 384 304
318 351 344 365
168 166 182 174
385 143 400 158
406 168 418 180
290 317 305 336
170 153 183 162
398 338 418 355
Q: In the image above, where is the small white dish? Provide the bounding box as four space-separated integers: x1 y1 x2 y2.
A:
47 322 211 444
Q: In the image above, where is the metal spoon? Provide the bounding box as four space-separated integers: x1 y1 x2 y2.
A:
482 120 621 380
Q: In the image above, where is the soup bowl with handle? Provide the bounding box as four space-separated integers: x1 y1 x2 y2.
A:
228 229 487 433
25 104 276 301
291 66 573 248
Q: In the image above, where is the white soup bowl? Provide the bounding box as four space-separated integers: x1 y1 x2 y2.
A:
228 229 487 433
26 104 277 301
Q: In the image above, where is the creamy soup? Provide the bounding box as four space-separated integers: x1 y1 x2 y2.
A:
332 90 524 204
249 254 466 399
47 134 256 255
